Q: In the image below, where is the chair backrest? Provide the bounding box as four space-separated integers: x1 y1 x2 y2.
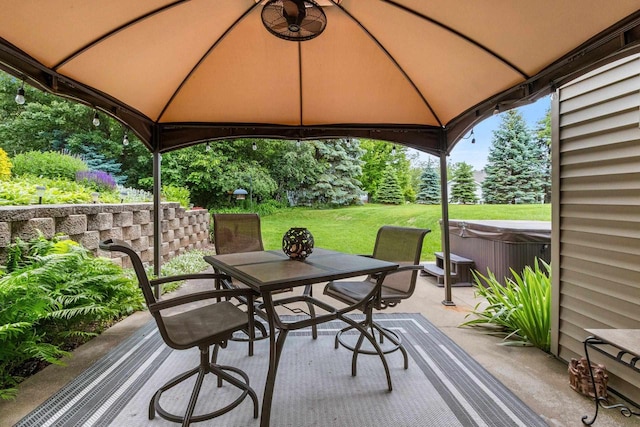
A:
99 238 176 344
213 213 264 255
372 226 430 296
99 239 158 306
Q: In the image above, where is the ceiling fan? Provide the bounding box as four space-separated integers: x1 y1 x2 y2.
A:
261 0 327 41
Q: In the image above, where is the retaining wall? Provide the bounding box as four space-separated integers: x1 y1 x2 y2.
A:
0 203 210 267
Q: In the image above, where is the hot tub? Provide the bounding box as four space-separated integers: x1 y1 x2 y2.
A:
443 219 551 284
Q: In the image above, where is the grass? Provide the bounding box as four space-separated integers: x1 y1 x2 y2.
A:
260 203 551 261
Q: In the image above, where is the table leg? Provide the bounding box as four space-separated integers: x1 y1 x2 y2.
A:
260 292 289 427
582 337 601 425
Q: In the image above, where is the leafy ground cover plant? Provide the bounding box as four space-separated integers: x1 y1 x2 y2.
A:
460 258 551 352
0 234 143 400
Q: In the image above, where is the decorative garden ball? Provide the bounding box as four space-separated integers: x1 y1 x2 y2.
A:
282 227 314 260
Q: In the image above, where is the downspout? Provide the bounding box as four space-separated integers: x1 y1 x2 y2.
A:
152 130 162 299
439 133 455 306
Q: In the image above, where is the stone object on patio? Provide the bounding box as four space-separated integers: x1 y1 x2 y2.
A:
568 357 608 399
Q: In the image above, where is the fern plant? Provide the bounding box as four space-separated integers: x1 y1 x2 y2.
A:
460 258 551 352
0 235 143 400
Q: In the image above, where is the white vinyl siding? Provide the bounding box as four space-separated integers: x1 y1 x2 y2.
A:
552 53 640 402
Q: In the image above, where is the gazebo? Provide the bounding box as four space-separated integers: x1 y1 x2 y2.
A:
0 0 639 305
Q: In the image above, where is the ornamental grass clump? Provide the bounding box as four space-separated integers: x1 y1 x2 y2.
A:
461 258 551 352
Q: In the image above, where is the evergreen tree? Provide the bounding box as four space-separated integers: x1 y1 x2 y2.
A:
416 159 440 204
482 110 544 204
298 139 364 206
534 108 552 203
374 166 404 204
450 162 478 204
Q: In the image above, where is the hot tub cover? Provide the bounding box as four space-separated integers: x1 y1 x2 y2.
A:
446 220 551 243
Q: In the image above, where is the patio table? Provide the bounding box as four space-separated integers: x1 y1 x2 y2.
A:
204 248 399 427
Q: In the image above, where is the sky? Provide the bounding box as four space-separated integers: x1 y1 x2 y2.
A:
412 95 551 171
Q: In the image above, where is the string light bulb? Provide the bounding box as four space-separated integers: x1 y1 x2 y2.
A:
252 141 257 151
465 129 476 144
122 131 129 146
92 110 100 127
15 82 25 105
206 143 211 152
493 104 500 115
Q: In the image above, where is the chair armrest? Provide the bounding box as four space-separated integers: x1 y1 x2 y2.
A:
370 264 420 280
390 264 424 274
150 272 231 286
149 288 254 313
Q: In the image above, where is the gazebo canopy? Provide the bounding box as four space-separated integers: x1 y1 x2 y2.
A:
0 1 638 156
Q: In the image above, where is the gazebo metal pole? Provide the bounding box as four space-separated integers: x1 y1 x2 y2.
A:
153 147 162 299
439 149 455 306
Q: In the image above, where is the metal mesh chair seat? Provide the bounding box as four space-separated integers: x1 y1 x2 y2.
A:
324 280 409 307
162 301 249 349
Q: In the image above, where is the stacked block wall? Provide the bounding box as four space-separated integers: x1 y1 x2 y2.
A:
0 203 209 267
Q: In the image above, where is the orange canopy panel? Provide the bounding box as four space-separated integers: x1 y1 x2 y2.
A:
0 0 638 153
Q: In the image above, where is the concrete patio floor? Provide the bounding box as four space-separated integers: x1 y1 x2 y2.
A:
1 272 637 427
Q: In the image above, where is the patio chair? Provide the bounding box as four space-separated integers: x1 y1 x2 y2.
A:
212 213 317 341
323 225 430 369
212 213 277 353
99 239 258 427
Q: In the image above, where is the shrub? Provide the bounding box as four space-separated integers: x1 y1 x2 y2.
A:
162 185 190 208
12 151 87 181
76 170 117 192
0 148 11 180
460 258 551 352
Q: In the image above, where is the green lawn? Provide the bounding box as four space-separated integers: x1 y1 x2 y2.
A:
260 204 551 261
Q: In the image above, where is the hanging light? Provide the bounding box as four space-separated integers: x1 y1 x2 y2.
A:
252 141 257 151
206 143 211 152
462 129 476 144
122 131 129 146
345 138 351 148
15 82 25 105
296 140 301 147
493 104 500 115
92 110 100 127
391 145 396 155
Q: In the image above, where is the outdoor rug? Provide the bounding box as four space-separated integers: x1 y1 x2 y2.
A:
16 313 548 427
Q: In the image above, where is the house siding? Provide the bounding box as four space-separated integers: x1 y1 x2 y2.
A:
551 53 640 402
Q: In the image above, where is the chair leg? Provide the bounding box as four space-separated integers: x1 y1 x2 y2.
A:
335 309 408 373
151 345 258 425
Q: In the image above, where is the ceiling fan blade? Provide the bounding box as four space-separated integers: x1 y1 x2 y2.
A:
272 21 290 31
301 18 324 33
